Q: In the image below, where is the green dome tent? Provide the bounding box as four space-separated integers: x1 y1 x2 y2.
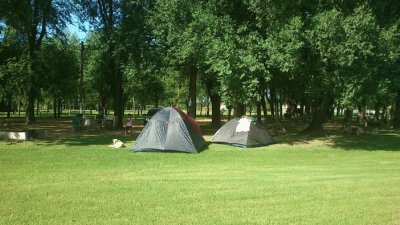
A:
132 107 206 153
211 117 274 147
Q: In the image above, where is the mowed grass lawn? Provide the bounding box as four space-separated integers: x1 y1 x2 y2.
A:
1 133 400 225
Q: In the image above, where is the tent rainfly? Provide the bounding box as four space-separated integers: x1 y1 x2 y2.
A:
211 117 274 147
132 107 206 153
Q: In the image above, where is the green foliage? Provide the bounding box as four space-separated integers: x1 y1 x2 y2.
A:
39 38 80 101
1 0 75 122
160 68 187 107
2 0 74 38
0 27 29 106
334 6 379 107
305 6 383 109
342 6 379 67
307 9 345 72
1 0 400 129
0 55 29 100
379 23 400 88
84 33 110 107
123 56 164 107
265 16 304 73
150 0 200 65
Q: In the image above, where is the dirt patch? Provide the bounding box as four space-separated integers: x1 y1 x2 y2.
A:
2 116 396 149
0 117 143 140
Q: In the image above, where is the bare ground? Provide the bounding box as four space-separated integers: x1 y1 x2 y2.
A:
1 116 398 150
1 116 318 141
0 117 132 139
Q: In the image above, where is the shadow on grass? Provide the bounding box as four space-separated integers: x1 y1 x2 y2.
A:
272 126 400 151
328 130 400 151
34 133 139 147
271 127 400 151
38 128 399 152
5 116 400 152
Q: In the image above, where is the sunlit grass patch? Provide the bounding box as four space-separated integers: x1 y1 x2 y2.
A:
1 134 400 225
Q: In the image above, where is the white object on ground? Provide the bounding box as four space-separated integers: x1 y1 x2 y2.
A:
108 139 125 148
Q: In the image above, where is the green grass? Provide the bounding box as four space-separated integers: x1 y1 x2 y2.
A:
1 134 400 225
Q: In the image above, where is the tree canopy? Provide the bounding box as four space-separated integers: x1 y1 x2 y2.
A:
1 0 399 132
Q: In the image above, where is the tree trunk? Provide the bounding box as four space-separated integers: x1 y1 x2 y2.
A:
261 94 268 123
285 98 294 118
374 103 380 121
141 103 145 115
154 91 159 108
304 94 331 133
266 85 276 121
274 98 279 120
228 107 232 121
97 0 124 129
299 104 305 116
390 104 395 123
36 100 40 116
336 104 340 117
210 93 221 128
234 102 245 117
256 100 262 123
342 108 353 128
357 105 366 123
24 1 47 124
267 95 275 121
53 97 57 118
327 105 334 120
6 98 11 118
25 87 36 124
101 97 107 116
381 106 387 123
57 97 62 118
114 98 123 129
305 104 311 116
188 62 197 118
26 46 37 124
17 101 21 117
393 90 400 129
206 100 210 117
112 57 124 129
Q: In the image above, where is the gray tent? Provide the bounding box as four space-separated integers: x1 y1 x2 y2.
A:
132 107 206 153
211 117 274 147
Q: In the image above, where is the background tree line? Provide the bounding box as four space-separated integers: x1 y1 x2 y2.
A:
0 0 399 132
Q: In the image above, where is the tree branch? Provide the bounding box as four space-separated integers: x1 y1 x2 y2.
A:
97 0 110 31
36 0 52 49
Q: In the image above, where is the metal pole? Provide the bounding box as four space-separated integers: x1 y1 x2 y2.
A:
80 41 84 115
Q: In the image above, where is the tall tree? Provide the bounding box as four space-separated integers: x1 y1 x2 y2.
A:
304 9 345 132
83 32 112 116
120 0 160 113
150 0 217 118
75 0 125 128
264 16 305 120
379 23 400 128
2 0 73 124
40 38 80 117
369 0 400 128
0 27 26 117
